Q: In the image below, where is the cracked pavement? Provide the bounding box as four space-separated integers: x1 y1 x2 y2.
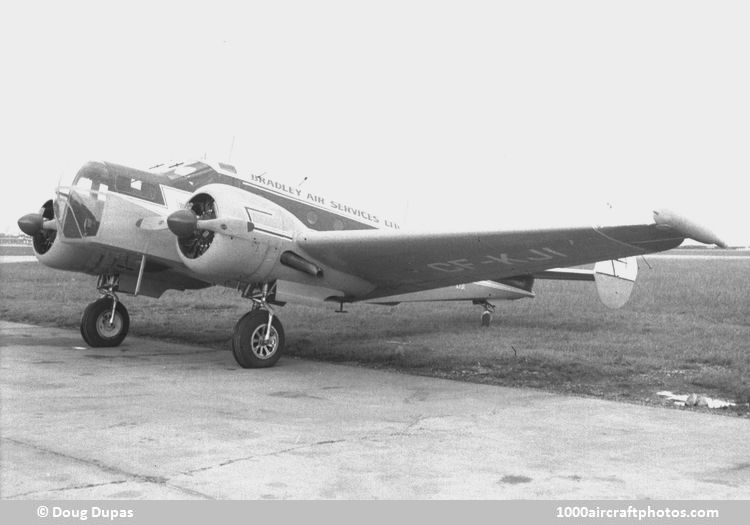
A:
1 321 749 499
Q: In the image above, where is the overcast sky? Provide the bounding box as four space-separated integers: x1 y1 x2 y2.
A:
2 1 748 245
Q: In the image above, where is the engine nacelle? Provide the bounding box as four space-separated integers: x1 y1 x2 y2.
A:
25 199 92 272
173 184 294 283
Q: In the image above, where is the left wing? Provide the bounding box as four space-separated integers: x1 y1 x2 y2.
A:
298 209 724 300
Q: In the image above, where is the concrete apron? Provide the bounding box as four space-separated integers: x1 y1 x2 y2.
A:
1 321 748 499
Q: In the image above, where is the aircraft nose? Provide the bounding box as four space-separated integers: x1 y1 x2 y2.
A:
18 213 43 236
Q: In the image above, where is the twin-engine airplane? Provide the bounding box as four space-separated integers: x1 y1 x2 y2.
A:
18 160 726 368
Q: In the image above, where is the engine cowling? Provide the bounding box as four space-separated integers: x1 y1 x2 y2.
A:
19 199 91 271
171 184 293 283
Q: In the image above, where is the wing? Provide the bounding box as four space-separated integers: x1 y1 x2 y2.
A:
299 209 724 300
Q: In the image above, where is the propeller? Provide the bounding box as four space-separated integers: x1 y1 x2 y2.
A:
17 201 58 254
145 194 253 259
136 193 254 259
136 216 168 231
164 210 253 238
137 210 254 239
18 213 45 236
137 210 254 241
171 196 216 259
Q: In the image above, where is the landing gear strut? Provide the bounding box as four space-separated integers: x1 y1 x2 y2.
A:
80 274 130 347
232 283 285 368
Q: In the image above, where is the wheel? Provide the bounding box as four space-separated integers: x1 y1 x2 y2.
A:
80 298 130 347
481 310 492 327
232 310 285 368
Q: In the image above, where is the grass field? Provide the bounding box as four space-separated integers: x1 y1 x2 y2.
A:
0 244 34 256
1 249 748 416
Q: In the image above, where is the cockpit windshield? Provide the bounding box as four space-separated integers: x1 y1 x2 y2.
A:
64 159 239 197
55 160 241 240
70 161 167 205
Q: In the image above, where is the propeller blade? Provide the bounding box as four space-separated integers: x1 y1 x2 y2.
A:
167 208 253 240
196 217 254 238
136 216 169 231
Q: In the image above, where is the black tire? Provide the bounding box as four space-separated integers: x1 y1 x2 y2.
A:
81 298 130 347
481 311 492 327
232 310 285 368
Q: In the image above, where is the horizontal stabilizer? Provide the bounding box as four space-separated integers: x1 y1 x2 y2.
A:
537 258 637 308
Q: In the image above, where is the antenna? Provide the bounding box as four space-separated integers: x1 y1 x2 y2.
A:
228 136 236 163
297 176 308 189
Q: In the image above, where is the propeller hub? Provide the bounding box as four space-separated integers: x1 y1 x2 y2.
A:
18 213 44 236
167 209 199 238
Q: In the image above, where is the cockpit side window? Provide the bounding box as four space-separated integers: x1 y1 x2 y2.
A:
75 177 93 190
74 174 109 194
114 175 165 205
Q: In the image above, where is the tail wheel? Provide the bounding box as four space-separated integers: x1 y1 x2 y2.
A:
232 310 285 368
81 298 130 347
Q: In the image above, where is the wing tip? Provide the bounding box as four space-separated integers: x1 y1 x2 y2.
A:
653 209 727 248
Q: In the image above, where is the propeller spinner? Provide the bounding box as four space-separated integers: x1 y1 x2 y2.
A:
166 209 199 238
18 213 45 236
18 200 58 254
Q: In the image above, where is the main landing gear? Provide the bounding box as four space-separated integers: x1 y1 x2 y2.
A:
478 301 496 327
231 283 285 368
81 274 130 347
77 274 284 367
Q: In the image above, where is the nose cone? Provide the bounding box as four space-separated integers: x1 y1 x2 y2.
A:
18 213 43 236
167 209 198 238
